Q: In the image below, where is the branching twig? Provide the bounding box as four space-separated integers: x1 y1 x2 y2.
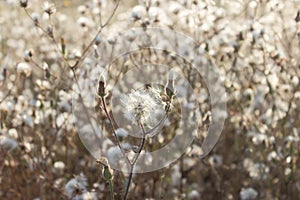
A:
71 0 121 70
123 123 147 200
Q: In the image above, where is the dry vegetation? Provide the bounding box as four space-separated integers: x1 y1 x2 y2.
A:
0 0 300 199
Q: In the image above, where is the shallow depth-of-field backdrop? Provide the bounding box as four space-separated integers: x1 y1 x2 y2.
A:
0 0 300 199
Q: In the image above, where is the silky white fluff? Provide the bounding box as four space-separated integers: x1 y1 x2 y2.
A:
0 136 18 151
121 88 164 125
16 62 32 77
240 187 258 200
65 173 88 199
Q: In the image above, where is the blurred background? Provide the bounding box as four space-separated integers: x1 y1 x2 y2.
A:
0 0 300 199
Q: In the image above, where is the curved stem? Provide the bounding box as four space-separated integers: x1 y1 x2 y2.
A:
134 107 170 137
123 123 146 200
100 97 131 167
108 179 114 200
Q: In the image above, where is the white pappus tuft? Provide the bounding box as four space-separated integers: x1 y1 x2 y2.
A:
65 173 88 199
115 128 128 140
121 87 164 126
240 187 258 200
0 136 18 152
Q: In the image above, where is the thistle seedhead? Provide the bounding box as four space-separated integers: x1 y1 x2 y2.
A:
43 1 56 15
65 173 88 199
24 49 34 62
19 0 29 8
121 87 164 125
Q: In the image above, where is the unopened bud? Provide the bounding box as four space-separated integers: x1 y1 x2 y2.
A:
97 157 113 181
95 36 102 45
102 165 113 180
31 12 39 26
46 26 53 38
165 84 174 98
165 70 175 98
61 37 66 56
97 75 107 97
93 45 100 59
24 49 34 62
295 9 300 22
2 68 7 81
132 145 140 153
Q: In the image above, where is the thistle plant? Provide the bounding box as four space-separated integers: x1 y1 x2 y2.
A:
97 73 174 200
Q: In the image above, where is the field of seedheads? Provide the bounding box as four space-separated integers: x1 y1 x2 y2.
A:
0 0 300 199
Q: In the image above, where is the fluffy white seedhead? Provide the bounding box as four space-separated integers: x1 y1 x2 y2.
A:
16 62 32 77
42 1 56 15
0 137 18 152
121 87 164 126
240 187 258 200
65 173 88 199
115 128 128 139
107 146 123 166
